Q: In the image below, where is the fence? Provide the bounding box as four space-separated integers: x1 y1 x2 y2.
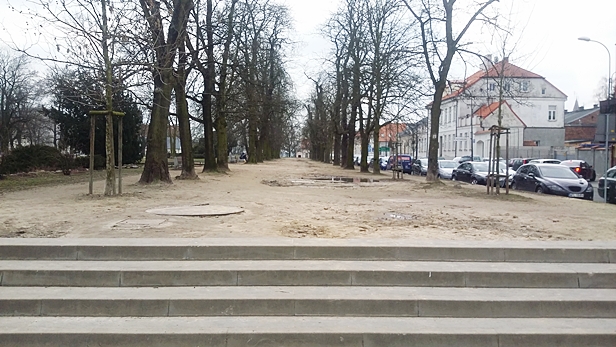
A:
504 146 614 176
575 148 614 177
505 146 576 160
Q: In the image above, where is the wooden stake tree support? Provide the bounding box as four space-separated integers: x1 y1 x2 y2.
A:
487 125 511 195
87 110 125 195
86 0 125 196
391 140 403 180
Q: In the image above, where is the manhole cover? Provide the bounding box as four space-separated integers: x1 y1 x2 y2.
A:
146 205 244 217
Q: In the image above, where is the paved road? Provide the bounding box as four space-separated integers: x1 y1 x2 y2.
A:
592 185 608 203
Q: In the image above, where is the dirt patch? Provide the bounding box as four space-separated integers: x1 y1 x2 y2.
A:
0 159 614 240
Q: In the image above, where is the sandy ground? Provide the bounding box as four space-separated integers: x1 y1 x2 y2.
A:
0 158 614 240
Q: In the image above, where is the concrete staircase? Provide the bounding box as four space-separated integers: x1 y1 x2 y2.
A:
0 238 615 347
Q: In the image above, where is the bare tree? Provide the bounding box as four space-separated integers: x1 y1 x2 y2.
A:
174 33 199 179
403 0 499 181
0 51 38 157
365 0 421 174
3 0 143 194
314 0 421 172
138 0 194 184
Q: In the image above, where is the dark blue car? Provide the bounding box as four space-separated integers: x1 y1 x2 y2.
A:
511 163 594 200
386 155 413 174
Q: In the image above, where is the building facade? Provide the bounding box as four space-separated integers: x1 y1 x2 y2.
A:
417 58 567 160
564 104 601 147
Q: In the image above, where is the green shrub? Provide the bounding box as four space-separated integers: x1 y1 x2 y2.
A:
0 145 70 174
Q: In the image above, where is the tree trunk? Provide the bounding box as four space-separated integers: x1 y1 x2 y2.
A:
214 0 238 172
100 0 116 195
138 0 193 184
426 82 446 181
140 70 174 183
372 123 380 175
175 39 198 180
202 0 217 172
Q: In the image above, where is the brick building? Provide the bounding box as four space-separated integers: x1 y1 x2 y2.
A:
564 104 600 147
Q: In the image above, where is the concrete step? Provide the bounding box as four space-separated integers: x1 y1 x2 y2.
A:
2 286 615 318
1 316 615 347
1 260 615 287
1 238 614 262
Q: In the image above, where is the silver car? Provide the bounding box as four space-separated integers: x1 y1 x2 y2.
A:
529 159 561 164
438 160 458 179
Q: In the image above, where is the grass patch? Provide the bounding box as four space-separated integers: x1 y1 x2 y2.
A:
0 169 142 193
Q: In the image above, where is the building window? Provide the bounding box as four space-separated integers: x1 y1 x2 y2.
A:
520 81 529 92
548 105 557 121
541 88 546 95
488 83 496 91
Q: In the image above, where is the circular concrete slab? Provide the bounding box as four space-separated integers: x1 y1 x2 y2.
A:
146 205 244 217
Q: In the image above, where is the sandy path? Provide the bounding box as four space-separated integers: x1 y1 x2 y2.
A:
1 158 614 240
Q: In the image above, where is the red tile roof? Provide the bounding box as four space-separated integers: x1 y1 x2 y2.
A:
473 100 527 127
443 58 543 101
355 123 407 140
474 101 505 119
379 123 407 140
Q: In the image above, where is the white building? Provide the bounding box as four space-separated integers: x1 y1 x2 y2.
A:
417 58 567 159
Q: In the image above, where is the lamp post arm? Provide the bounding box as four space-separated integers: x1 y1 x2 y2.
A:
589 39 612 99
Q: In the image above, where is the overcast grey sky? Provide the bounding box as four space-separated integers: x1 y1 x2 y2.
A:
285 0 616 113
1 0 615 114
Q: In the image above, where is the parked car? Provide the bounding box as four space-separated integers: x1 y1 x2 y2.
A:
451 161 509 187
511 163 594 200
509 158 537 171
529 159 561 164
438 160 458 179
412 158 429 175
379 156 388 170
597 166 616 203
559 159 596 181
456 155 482 164
386 155 413 174
369 156 388 170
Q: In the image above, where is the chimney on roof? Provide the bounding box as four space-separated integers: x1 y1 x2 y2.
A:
480 54 493 70
579 106 584 111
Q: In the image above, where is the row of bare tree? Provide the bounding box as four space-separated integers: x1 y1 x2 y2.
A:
3 0 299 193
303 0 502 181
0 52 50 156
310 0 422 174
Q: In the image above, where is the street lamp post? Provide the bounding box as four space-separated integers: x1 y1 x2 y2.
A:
578 36 611 203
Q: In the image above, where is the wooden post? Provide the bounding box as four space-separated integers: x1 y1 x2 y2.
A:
118 116 123 195
487 129 493 195
89 115 96 195
505 130 510 195
88 110 125 195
